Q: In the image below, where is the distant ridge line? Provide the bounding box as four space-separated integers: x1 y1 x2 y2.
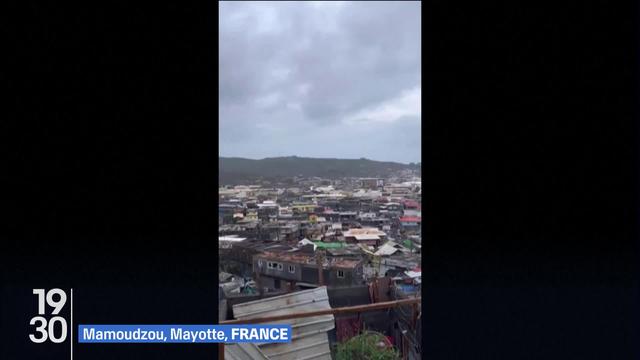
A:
219 155 417 166
219 156 420 184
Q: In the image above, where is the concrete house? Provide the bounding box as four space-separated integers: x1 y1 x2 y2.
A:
253 252 364 290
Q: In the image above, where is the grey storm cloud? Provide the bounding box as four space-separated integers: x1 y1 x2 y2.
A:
219 1 421 163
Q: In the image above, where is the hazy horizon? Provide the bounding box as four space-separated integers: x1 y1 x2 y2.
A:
219 154 421 165
219 1 421 163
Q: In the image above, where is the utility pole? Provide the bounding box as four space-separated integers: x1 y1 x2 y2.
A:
316 250 325 286
254 271 263 298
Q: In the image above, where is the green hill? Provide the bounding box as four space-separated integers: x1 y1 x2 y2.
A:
219 156 419 184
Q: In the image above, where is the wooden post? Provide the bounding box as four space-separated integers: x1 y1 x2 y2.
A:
402 334 408 360
316 250 325 286
219 343 224 360
411 303 418 329
254 271 263 298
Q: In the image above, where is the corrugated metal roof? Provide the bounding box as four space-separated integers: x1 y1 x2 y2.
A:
298 239 316 250
219 236 248 242
354 234 381 241
225 343 270 360
313 242 345 249
231 287 335 360
374 243 399 256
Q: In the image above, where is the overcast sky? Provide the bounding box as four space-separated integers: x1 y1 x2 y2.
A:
219 1 421 164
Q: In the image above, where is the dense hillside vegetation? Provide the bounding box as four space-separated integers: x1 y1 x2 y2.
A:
219 156 420 184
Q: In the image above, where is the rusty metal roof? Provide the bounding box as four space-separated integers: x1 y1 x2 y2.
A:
258 251 317 264
257 252 362 269
329 258 362 269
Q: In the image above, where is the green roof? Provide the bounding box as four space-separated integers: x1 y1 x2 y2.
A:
312 242 345 249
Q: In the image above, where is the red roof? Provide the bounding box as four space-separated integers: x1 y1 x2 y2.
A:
400 216 421 222
402 199 420 207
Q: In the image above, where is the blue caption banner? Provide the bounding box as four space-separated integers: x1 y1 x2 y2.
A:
78 325 292 343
